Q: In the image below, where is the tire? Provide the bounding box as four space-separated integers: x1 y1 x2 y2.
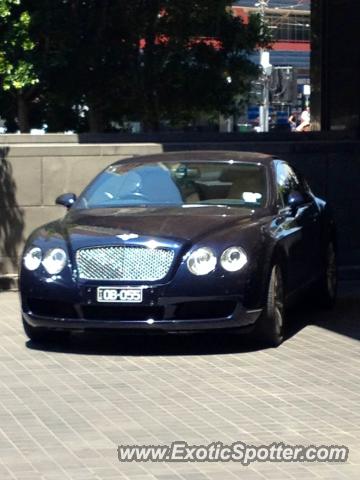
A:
254 264 285 348
316 241 338 309
22 317 69 344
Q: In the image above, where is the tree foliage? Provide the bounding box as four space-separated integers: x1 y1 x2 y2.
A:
0 0 268 132
0 0 38 131
29 0 141 131
130 0 267 130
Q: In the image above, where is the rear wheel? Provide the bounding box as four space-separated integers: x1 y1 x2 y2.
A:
254 264 285 348
316 241 337 309
22 317 69 344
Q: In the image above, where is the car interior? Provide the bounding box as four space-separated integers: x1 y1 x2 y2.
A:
80 162 267 209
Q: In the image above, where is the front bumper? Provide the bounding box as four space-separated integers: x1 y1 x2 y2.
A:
20 264 263 333
23 311 261 333
22 294 262 333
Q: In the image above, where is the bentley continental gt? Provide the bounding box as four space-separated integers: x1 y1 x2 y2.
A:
20 151 337 347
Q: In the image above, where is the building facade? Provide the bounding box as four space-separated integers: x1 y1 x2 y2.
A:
233 1 311 126
233 1 310 75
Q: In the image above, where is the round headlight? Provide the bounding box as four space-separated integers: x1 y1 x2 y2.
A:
220 247 248 272
187 247 217 276
42 248 68 275
23 247 42 271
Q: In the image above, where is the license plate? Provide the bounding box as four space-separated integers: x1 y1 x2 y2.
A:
97 287 143 303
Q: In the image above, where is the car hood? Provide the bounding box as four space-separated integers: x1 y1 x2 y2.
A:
54 206 258 250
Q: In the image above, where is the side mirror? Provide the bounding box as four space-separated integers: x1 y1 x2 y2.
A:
287 191 305 213
56 193 77 209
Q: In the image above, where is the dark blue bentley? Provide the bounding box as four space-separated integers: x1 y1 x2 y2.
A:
20 151 337 347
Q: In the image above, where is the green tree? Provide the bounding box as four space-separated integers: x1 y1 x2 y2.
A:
29 0 140 132
129 0 269 130
0 1 268 133
32 0 268 132
0 0 38 132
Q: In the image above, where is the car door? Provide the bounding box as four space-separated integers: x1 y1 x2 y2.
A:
274 161 321 293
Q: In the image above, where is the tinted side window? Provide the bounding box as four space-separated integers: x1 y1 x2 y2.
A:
276 162 301 206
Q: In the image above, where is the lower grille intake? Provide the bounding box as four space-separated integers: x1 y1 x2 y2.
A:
82 305 164 321
27 299 78 318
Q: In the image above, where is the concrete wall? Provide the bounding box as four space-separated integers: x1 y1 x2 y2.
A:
0 142 162 285
1 135 359 286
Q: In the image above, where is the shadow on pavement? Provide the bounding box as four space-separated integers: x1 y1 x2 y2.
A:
26 330 262 357
290 281 360 341
26 282 360 356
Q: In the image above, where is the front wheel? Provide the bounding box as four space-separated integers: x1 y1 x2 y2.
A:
254 264 285 348
22 317 69 344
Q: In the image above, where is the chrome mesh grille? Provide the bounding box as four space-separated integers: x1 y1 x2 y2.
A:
76 246 175 281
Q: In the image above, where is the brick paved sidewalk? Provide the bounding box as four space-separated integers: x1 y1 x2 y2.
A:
0 284 359 479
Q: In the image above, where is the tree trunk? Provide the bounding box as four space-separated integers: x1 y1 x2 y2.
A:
143 95 161 132
141 2 161 132
88 105 105 133
17 92 30 133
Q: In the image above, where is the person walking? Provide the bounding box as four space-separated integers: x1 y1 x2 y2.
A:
288 111 298 131
296 106 310 132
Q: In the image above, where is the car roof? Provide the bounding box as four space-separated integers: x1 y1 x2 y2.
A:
114 151 276 166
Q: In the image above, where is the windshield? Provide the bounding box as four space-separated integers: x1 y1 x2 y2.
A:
75 161 268 210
